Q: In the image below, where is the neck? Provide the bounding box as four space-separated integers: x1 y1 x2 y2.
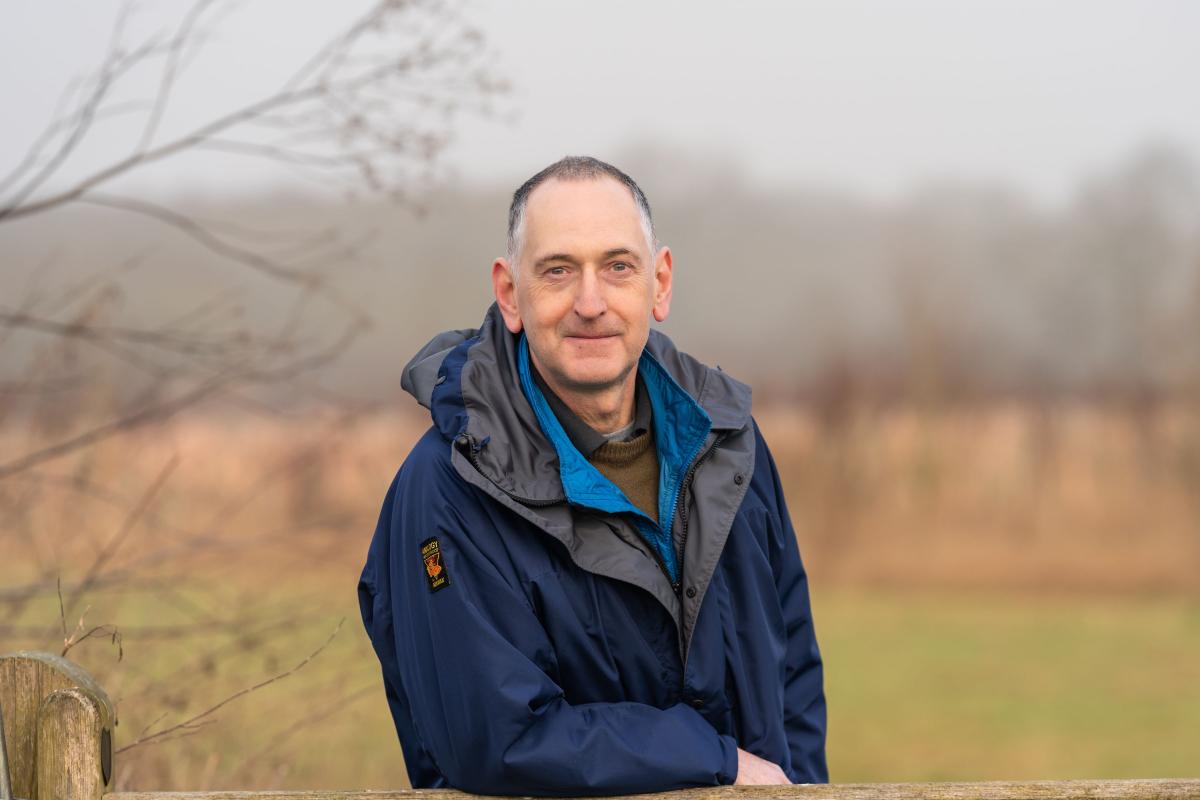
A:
532 357 637 434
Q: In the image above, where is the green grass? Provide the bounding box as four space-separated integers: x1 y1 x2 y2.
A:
816 590 1200 782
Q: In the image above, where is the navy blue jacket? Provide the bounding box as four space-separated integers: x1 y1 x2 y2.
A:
358 303 827 794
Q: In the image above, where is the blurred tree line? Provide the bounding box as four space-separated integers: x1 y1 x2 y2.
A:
4 143 1196 421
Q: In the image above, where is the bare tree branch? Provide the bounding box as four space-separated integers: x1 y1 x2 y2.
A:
0 0 505 223
79 193 324 285
114 618 345 755
237 682 376 772
0 3 507 780
136 0 222 153
0 309 242 361
54 455 180 629
0 372 228 479
0 4 160 208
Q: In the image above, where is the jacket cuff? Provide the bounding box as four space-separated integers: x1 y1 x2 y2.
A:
716 733 739 785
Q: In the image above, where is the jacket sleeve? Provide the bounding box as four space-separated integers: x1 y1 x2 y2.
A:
754 418 829 783
358 441 740 796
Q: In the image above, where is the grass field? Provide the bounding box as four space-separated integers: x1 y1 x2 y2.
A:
2 403 1199 788
817 591 1200 782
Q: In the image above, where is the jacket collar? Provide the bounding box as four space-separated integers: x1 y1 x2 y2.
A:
529 359 652 458
403 301 752 506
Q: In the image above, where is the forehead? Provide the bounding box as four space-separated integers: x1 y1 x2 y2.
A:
521 176 647 257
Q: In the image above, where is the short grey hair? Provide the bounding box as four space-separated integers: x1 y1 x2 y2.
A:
506 156 658 274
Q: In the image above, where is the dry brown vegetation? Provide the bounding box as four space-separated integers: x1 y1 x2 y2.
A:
759 403 1200 592
6 401 1198 599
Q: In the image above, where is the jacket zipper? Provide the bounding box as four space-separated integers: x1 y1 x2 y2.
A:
674 430 730 696
675 431 728 586
645 431 730 597
640 524 678 593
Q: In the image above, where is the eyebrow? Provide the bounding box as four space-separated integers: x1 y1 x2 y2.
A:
534 248 642 268
534 253 579 268
602 248 640 262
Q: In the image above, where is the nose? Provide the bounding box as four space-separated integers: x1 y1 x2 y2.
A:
573 267 607 320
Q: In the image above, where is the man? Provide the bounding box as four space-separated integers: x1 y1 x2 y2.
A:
357 156 827 795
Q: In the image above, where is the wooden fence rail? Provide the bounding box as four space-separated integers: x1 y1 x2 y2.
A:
2 651 1197 800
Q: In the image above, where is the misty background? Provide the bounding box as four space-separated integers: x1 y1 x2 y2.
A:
2 0 1199 791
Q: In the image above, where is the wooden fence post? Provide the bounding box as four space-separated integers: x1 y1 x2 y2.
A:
0 652 115 800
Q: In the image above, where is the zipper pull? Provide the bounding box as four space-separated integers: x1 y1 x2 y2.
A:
456 433 490 454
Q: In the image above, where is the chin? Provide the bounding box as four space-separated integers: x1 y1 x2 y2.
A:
559 361 630 392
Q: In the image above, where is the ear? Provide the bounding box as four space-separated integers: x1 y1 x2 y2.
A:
651 245 673 323
492 257 523 334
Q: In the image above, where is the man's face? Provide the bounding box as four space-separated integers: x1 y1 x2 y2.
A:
493 176 673 395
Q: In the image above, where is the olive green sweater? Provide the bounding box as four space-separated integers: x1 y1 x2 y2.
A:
589 427 659 525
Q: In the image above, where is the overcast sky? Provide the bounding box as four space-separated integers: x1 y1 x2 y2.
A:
4 0 1198 207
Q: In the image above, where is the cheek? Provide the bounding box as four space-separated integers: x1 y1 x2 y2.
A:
613 287 654 323
519 286 568 332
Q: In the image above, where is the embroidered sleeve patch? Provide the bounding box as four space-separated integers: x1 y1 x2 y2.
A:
420 536 451 593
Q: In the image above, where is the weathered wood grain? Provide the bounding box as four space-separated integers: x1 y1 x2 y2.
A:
38 689 110 800
0 651 116 800
106 781 1200 800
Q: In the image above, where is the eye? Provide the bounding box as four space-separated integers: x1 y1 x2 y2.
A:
612 262 631 272
547 266 567 276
